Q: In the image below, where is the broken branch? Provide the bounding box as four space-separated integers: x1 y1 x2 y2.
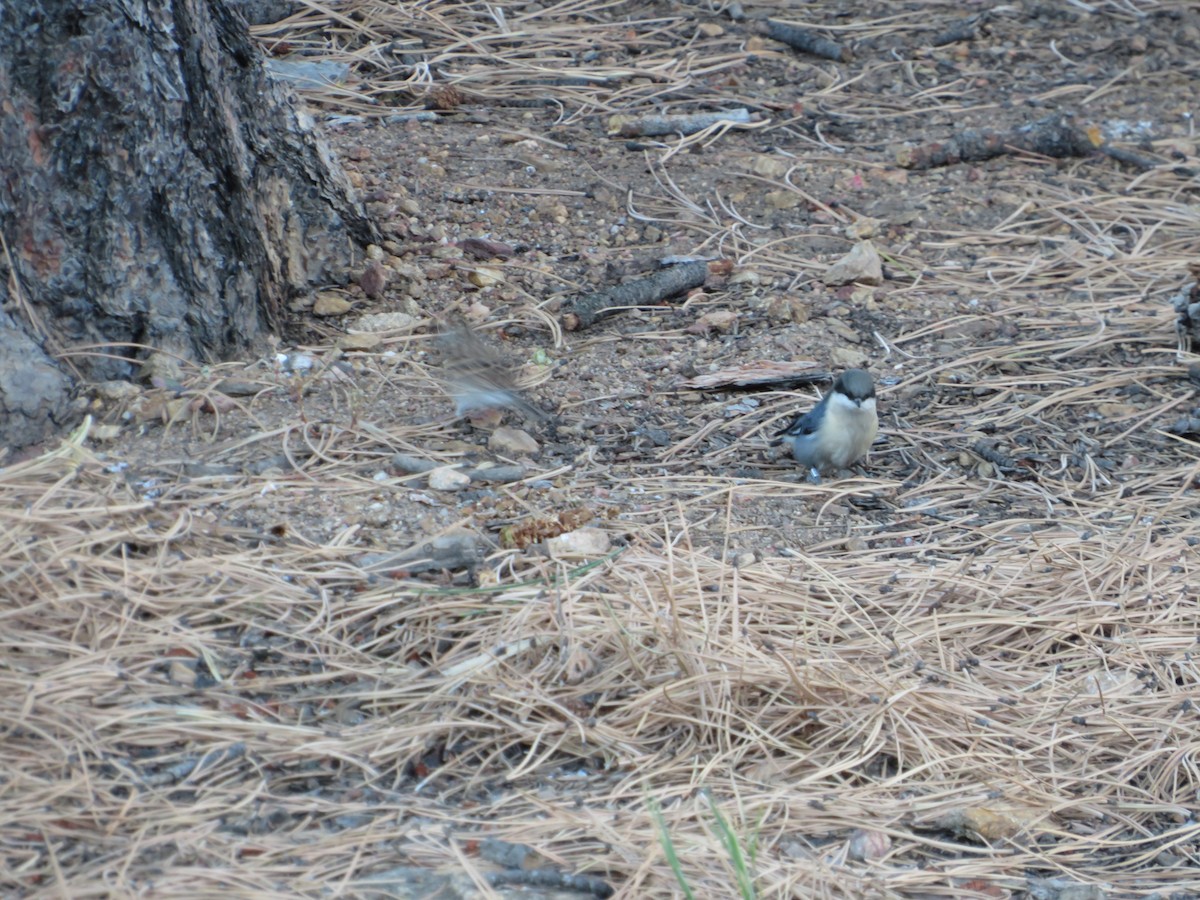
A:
763 19 849 62
679 360 825 391
931 12 989 47
610 108 752 138
562 260 709 331
897 114 1097 170
356 532 484 575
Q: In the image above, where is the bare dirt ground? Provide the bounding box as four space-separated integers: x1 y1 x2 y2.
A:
5 1 1200 897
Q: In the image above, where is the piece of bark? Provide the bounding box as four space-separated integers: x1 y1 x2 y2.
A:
763 19 849 62
900 112 1196 176
562 260 709 331
970 441 1018 470
931 13 989 46
358 260 389 298
389 453 440 476
466 464 530 483
488 868 614 899
679 361 825 391
896 114 1097 169
459 237 516 260
214 379 268 396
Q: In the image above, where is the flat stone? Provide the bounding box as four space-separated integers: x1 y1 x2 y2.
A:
313 292 353 316
350 312 418 333
489 426 539 456
93 380 141 402
547 527 612 558
428 467 471 491
830 346 869 368
823 240 883 286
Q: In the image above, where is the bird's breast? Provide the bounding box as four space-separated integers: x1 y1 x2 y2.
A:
819 402 879 467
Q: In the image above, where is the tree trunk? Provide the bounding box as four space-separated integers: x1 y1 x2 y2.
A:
0 0 377 452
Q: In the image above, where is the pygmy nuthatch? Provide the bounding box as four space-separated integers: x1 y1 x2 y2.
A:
775 369 878 479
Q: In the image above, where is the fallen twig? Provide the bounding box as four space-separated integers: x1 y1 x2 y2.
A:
489 868 614 899
762 19 849 62
679 360 825 391
609 108 752 138
356 532 484 575
899 114 1199 175
931 12 989 47
971 440 1021 471
1100 142 1198 177
897 113 1096 169
562 260 709 331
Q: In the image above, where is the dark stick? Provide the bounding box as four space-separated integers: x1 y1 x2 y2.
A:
971 440 1017 469
763 19 849 63
679 361 829 391
931 13 988 47
488 868 614 899
897 114 1096 169
898 113 1200 176
613 108 752 138
1098 143 1198 178
562 260 709 331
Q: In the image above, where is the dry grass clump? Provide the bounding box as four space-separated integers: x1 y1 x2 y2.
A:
251 0 744 120
3 398 1199 895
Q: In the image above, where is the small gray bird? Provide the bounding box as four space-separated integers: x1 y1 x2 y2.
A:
437 320 549 423
775 368 878 479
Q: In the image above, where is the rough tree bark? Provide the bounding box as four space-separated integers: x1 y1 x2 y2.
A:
0 0 377 451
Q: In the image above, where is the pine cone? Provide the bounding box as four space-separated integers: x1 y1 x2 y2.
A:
427 85 465 110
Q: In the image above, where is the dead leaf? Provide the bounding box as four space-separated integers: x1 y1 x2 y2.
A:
685 309 738 334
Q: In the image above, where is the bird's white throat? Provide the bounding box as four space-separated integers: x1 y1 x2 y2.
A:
829 393 876 415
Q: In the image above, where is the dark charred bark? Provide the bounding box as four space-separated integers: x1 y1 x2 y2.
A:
561 260 710 331
0 0 377 451
762 20 849 63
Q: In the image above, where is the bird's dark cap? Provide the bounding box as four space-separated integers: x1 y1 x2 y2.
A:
834 368 874 400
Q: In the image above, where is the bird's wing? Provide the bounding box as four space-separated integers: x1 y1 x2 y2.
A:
775 404 822 438
437 318 551 421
